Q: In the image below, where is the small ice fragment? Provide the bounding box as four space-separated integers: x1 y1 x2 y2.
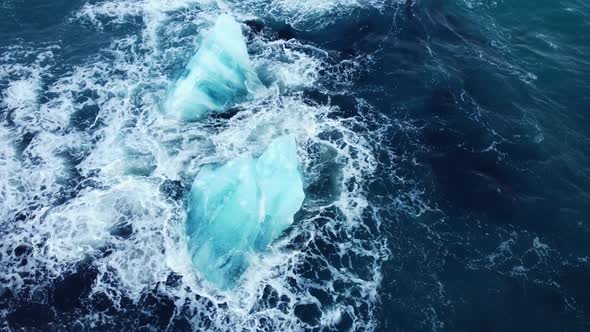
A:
165 14 264 121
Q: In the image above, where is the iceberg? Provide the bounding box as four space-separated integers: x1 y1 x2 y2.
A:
165 14 265 121
186 135 305 289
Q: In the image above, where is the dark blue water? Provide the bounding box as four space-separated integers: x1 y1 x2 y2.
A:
1 0 589 331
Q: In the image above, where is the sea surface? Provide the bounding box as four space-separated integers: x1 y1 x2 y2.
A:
1 0 589 331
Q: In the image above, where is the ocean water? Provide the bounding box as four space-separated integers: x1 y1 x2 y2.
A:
1 0 589 331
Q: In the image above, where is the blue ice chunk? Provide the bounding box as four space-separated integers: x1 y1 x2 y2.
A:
186 135 304 289
165 14 264 121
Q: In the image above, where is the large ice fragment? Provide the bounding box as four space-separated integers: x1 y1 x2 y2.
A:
165 14 264 121
186 135 304 289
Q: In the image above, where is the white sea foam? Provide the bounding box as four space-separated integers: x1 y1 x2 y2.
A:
0 127 23 224
231 0 387 29
4 79 39 113
252 39 326 90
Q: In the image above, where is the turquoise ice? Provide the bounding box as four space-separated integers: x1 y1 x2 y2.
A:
186 135 305 289
165 14 265 121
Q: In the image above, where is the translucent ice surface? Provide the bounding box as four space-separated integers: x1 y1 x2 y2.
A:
186 135 304 289
165 14 265 121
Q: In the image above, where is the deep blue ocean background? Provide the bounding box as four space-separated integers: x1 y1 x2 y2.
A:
1 0 589 331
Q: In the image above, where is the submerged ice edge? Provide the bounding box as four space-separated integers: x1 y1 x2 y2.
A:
0 2 385 331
